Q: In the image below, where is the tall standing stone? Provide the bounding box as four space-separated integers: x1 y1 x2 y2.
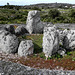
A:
43 25 59 58
26 10 46 34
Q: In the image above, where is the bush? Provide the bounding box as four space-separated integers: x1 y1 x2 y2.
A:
68 9 75 18
48 9 61 19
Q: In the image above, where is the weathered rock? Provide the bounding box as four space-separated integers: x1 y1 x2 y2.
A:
0 30 19 53
58 47 66 56
0 61 75 75
26 10 46 34
58 29 69 46
18 40 34 57
5 25 15 34
15 26 28 36
43 25 59 58
63 30 75 50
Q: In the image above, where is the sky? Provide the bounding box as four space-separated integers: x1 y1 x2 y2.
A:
0 0 75 5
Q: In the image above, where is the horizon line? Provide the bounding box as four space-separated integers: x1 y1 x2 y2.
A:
0 2 75 6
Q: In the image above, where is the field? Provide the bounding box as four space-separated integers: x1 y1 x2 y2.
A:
0 34 75 70
0 8 75 24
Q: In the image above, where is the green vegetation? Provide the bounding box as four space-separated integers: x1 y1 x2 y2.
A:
19 34 75 61
0 7 75 24
20 34 43 53
48 9 61 19
0 9 28 24
41 8 75 23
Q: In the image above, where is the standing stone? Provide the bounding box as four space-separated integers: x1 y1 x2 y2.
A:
0 30 19 53
43 25 59 58
18 40 34 57
26 10 46 34
63 30 75 50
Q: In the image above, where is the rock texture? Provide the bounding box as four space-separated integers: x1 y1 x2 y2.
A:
43 25 59 58
58 29 68 46
26 10 46 34
5 25 15 34
63 30 75 50
18 40 34 57
15 26 28 36
58 47 66 56
0 61 75 75
0 30 19 53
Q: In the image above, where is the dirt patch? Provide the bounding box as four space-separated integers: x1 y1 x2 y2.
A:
0 51 75 70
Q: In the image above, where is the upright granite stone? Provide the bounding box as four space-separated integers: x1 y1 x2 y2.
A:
26 10 46 34
43 25 59 58
0 30 19 53
18 40 34 57
63 30 75 50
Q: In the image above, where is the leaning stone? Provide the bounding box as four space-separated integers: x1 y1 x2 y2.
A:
43 25 59 58
18 40 34 57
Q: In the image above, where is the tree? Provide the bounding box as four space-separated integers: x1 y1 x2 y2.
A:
48 9 61 19
69 9 75 18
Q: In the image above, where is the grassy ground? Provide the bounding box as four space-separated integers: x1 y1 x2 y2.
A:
20 34 43 53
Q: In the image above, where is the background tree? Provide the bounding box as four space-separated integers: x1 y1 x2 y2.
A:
68 9 75 18
48 9 61 19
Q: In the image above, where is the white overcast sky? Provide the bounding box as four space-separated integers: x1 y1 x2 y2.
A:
0 0 75 5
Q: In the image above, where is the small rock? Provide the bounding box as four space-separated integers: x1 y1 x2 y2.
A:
18 40 34 57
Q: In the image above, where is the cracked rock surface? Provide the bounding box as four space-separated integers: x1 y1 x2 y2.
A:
0 61 75 75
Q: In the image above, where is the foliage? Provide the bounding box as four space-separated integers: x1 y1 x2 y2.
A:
68 9 75 18
0 8 75 24
0 9 28 24
31 7 41 11
20 34 43 53
48 9 61 19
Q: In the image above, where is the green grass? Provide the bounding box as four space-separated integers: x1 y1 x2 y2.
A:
21 34 43 53
0 8 75 24
20 34 75 60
